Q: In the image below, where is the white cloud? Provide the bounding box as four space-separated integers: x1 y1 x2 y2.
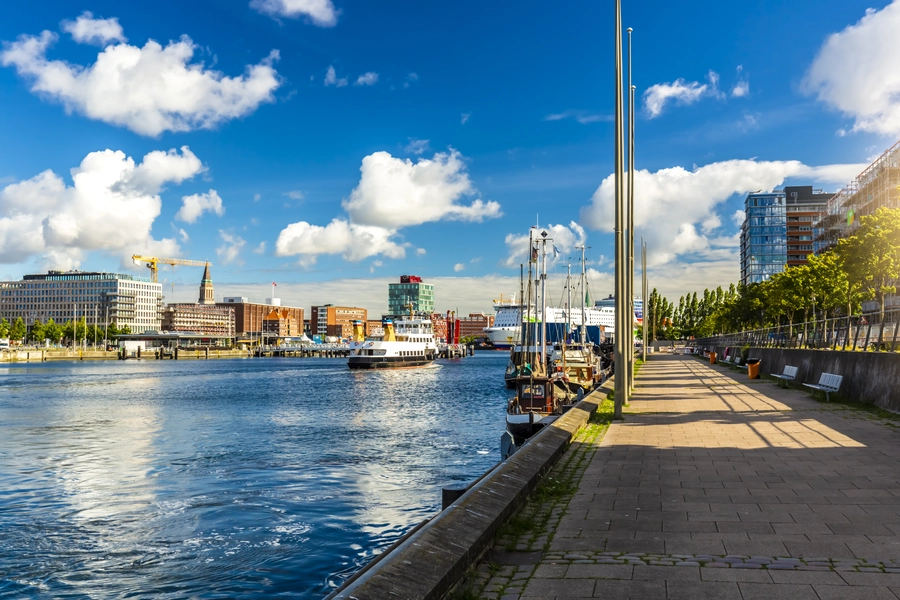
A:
343 150 501 228
731 209 745 227
216 230 246 264
0 26 281 137
544 109 609 124
404 72 418 88
175 189 224 223
324 65 347 87
369 259 383 273
253 193 261 202
732 80 750 98
405 138 429 155
502 222 586 268
643 70 729 118
61 12 126 46
803 2 900 135
283 190 304 200
0 146 202 269
454 263 465 272
416 248 427 256
178 228 190 243
460 113 470 124
249 0 338 26
580 158 864 268
274 218 404 265
254 241 266 254
354 72 378 86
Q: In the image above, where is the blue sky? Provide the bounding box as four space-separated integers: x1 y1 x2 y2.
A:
0 0 897 314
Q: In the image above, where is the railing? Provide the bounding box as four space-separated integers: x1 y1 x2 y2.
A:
689 307 900 352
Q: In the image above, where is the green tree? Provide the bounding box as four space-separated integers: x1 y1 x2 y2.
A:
837 207 900 318
0 317 8 338
44 319 61 345
28 319 45 343
10 317 26 342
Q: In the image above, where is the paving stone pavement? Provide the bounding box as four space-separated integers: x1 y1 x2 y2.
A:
478 353 900 600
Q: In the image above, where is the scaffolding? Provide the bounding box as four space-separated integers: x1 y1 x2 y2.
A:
816 139 900 252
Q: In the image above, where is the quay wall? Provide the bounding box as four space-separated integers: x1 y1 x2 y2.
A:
329 380 612 600
712 346 900 411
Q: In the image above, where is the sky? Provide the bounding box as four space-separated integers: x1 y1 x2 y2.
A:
1 0 897 315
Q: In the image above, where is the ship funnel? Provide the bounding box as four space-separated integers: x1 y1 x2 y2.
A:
351 320 365 342
383 319 396 342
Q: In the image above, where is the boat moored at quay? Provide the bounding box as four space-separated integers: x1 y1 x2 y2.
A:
347 317 437 370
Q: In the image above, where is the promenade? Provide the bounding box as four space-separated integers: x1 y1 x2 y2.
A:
469 353 900 599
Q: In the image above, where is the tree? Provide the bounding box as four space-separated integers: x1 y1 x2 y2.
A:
0 317 8 338
837 207 900 319
28 319 45 343
44 319 61 345
10 317 26 343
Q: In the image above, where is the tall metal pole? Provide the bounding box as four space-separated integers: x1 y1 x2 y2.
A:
613 0 626 418
642 236 647 362
580 245 588 344
540 232 548 367
627 27 635 393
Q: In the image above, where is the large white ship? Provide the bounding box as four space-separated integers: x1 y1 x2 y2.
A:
484 295 641 349
348 316 437 369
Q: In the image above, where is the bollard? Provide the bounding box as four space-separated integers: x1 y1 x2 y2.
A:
441 483 469 510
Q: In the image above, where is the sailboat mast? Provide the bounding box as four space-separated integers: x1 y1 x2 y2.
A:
540 232 548 366
580 245 587 344
566 262 572 338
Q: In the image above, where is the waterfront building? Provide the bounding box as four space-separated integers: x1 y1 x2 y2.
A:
0 270 162 332
457 312 494 339
310 304 367 338
739 186 830 286
388 275 434 315
162 264 235 336
263 308 300 339
365 319 383 336
218 296 304 340
816 139 900 253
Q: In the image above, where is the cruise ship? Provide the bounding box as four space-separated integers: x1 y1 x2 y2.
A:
483 295 640 349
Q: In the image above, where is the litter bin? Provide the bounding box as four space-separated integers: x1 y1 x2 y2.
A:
709 352 717 365
747 358 761 379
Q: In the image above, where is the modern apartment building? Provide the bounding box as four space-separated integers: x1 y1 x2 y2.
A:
387 275 434 315
310 304 367 337
0 270 162 332
739 186 830 286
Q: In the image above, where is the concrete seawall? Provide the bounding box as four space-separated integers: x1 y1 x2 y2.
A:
329 381 611 600
713 346 900 411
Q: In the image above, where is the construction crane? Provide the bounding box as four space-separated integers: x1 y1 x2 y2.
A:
131 255 211 283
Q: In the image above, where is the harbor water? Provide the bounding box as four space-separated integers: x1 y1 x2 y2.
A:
0 353 510 599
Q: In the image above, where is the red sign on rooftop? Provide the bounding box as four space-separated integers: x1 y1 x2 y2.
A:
399 275 422 283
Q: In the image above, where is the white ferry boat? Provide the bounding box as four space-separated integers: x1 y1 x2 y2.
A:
483 300 617 349
347 317 437 370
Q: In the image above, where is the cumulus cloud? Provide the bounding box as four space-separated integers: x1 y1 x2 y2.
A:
254 241 266 254
544 109 610 124
275 218 404 266
216 230 246 264
732 209 745 227
275 150 500 265
0 146 202 269
324 65 347 87
61 12 126 46
354 72 378 86
250 0 339 26
175 189 224 223
0 24 281 137
502 222 586 268
643 70 736 118
405 138 429 155
580 158 864 267
803 2 900 135
343 150 501 228
454 263 465 272
731 65 750 98
178 228 190 243
416 248 427 256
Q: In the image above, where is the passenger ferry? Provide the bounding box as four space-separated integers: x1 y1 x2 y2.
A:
347 317 437 370
483 297 617 349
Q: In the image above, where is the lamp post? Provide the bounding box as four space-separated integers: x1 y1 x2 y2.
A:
627 27 635 392
613 0 627 418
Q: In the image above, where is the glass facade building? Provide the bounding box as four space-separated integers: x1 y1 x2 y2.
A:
387 275 434 316
740 192 787 286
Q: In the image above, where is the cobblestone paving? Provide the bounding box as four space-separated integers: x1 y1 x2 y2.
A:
455 354 900 599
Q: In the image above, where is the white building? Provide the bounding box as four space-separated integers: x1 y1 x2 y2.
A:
0 270 163 332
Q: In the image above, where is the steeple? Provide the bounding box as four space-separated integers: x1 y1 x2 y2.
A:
198 263 215 304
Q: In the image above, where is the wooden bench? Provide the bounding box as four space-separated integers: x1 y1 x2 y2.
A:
771 365 799 388
802 372 843 402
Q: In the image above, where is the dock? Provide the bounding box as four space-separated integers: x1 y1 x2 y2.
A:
341 353 900 599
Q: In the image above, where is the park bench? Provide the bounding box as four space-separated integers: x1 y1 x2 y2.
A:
802 372 843 402
731 355 745 370
771 365 799 388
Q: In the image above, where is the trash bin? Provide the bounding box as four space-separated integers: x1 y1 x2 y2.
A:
747 358 761 379
709 352 717 365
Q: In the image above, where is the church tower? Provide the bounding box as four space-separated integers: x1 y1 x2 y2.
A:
198 263 215 305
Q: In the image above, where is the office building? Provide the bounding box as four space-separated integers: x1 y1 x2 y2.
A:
263 308 301 338
310 304 367 338
739 186 831 286
387 275 434 315
218 296 304 339
0 270 162 332
458 312 494 339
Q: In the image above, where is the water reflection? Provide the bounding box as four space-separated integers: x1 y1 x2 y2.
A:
0 354 509 598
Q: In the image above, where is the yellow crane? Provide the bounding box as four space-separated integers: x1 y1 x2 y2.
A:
131 255 211 283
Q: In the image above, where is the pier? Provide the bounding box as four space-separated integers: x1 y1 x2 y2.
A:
342 353 900 599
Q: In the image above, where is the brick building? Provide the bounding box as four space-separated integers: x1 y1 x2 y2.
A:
218 296 304 340
310 305 367 338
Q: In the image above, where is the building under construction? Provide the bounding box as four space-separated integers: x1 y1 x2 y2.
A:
816 139 900 252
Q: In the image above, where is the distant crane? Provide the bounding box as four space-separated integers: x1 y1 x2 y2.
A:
131 255 211 283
